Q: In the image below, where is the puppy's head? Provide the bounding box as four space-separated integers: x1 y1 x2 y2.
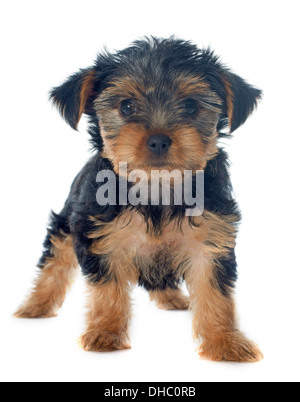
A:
50 37 261 174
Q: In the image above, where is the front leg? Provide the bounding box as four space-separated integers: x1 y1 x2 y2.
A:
74 215 138 352
186 249 263 362
79 279 132 352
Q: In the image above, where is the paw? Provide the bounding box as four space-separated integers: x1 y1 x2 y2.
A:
199 331 263 362
14 303 57 319
150 289 190 311
157 294 190 311
79 330 131 352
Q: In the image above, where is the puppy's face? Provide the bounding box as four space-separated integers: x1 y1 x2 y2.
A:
50 38 262 175
94 72 221 174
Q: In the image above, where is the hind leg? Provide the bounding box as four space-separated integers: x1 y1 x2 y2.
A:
149 288 190 310
14 213 78 318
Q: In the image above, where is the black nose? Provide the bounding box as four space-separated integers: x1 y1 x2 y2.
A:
147 134 172 155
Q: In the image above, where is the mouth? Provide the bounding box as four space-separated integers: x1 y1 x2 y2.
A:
138 156 180 170
145 160 171 168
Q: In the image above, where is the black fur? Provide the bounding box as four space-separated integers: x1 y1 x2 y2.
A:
39 148 239 292
50 37 262 140
215 249 238 296
44 37 261 293
38 211 70 268
50 68 92 130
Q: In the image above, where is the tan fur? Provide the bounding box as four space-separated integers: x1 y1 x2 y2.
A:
88 212 141 284
106 74 210 99
176 75 210 95
149 288 190 310
186 256 263 362
89 209 238 281
16 47 261 361
184 212 262 362
14 208 261 361
100 123 218 175
168 126 218 171
222 75 234 130
95 73 220 175
79 280 132 352
78 70 96 125
14 234 78 318
79 213 141 351
88 209 262 361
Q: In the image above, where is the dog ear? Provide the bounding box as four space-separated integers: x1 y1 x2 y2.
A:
221 71 262 133
50 68 97 130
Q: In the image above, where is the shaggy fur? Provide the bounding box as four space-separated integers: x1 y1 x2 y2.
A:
15 37 263 362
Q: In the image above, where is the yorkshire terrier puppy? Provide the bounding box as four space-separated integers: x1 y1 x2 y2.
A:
15 37 263 362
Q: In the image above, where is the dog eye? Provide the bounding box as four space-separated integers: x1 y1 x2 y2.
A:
120 99 137 116
183 98 199 116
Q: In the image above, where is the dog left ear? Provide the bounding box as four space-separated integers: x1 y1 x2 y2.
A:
50 68 97 130
221 71 262 133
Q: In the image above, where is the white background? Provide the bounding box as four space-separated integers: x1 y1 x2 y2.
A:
1 0 300 382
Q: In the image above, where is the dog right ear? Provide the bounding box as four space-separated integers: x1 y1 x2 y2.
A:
50 68 97 130
221 71 262 133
